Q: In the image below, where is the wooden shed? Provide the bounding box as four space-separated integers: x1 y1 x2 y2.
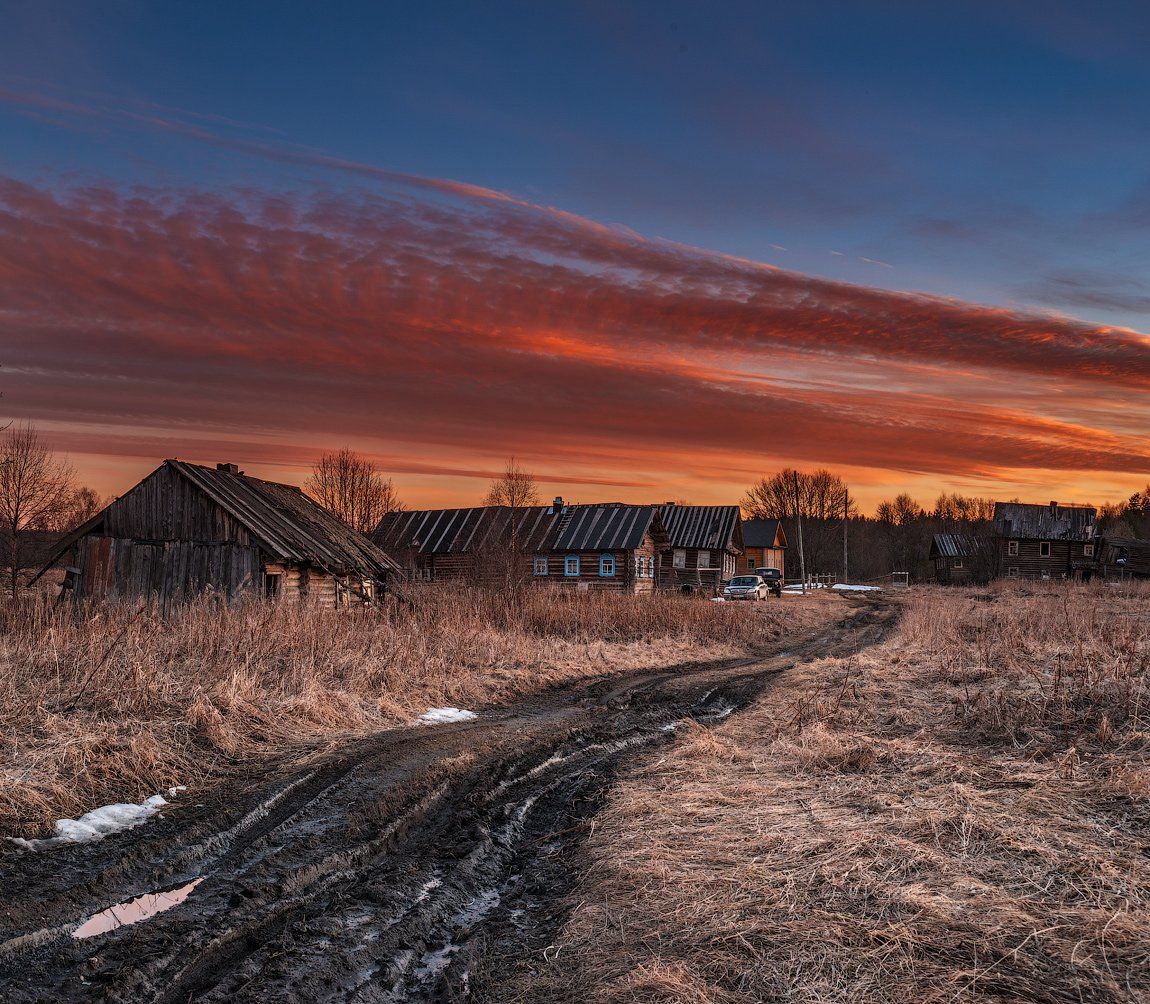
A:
929 533 991 584
33 460 399 607
993 501 1096 580
374 498 667 593
739 518 788 580
657 504 743 594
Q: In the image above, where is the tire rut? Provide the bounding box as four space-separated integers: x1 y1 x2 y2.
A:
0 599 894 1002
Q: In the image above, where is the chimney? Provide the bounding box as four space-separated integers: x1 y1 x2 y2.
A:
1049 500 1058 512
217 462 242 475
551 495 565 513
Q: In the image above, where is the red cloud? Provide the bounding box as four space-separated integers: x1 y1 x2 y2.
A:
2 177 1149 500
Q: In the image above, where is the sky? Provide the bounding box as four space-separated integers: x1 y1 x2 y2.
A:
3 0 1150 512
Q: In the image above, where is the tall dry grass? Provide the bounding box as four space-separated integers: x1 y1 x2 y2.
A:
0 586 806 838
523 582 1150 1004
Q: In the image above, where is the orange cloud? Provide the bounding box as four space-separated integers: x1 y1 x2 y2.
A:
2 176 1149 508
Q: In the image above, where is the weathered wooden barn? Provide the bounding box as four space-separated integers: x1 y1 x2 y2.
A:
1085 537 1150 580
993 501 1096 580
657 504 743 593
33 461 399 607
373 498 668 593
740 518 788 578
929 533 991 584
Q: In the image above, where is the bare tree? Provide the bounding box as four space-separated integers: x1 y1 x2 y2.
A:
305 449 404 534
743 469 855 576
45 485 103 532
483 457 540 508
0 423 76 599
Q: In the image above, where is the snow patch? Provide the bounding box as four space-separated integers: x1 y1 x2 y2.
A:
9 789 185 850
832 583 882 592
710 597 726 603
418 707 477 725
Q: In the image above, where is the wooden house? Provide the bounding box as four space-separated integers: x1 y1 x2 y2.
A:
32 461 399 607
373 498 667 593
657 504 743 594
993 501 1096 580
929 533 991 584
739 518 788 579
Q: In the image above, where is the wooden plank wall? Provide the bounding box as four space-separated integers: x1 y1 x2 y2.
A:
999 539 1091 579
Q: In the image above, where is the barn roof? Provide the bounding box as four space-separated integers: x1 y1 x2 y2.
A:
993 502 1096 541
740 518 787 549
929 533 985 559
34 461 399 581
659 505 742 551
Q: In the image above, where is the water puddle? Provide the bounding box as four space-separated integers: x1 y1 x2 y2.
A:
72 879 203 940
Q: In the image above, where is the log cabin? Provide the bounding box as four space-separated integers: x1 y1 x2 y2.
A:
31 460 399 607
373 498 667 593
657 504 743 594
739 518 788 580
1085 537 1150 580
993 501 1096 580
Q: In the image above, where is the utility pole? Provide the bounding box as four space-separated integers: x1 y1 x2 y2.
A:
793 469 807 594
843 487 849 585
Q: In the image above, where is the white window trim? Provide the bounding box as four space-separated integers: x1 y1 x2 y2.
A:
599 553 616 577
1084 543 1095 557
534 555 549 576
698 550 711 569
564 555 580 577
673 549 686 569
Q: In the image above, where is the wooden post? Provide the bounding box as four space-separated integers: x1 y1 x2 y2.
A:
843 488 849 585
793 470 807 594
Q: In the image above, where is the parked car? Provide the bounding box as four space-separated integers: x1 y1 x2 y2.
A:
754 567 784 596
723 574 769 600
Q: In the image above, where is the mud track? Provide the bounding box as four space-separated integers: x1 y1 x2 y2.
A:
0 598 893 1002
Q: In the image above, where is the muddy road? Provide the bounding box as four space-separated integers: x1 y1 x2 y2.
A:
0 599 893 1002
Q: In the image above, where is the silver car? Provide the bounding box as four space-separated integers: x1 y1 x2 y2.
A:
723 574 769 600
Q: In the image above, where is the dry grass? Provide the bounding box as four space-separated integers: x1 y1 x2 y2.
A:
531 581 1150 1004
0 586 825 838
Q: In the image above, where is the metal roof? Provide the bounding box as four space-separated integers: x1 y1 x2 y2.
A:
741 518 787 549
929 533 985 559
375 503 660 555
373 506 558 555
993 502 1096 541
658 505 741 551
556 505 657 551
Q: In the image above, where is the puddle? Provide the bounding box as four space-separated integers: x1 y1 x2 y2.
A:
72 879 203 940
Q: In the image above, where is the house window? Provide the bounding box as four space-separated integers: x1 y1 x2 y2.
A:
1007 540 1019 556
599 553 616 577
698 550 711 569
1008 566 1020 578
953 559 963 569
534 555 549 576
1040 541 1051 558
673 549 686 569
264 573 281 599
564 555 580 577
747 557 755 570
649 557 656 578
1084 544 1095 557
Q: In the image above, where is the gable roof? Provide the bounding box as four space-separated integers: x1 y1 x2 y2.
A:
658 505 741 552
33 460 399 581
373 506 558 555
741 518 787 549
993 502 1096 541
374 503 661 555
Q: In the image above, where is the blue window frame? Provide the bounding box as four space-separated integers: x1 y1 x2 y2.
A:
533 555 549 576
599 553 616 577
564 555 580 577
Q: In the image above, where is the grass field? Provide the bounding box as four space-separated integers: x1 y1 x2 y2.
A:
0 587 825 839
522 582 1150 1003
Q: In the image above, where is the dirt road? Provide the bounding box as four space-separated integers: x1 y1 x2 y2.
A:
0 598 893 1002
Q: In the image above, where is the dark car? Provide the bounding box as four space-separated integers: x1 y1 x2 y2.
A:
754 567 784 596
